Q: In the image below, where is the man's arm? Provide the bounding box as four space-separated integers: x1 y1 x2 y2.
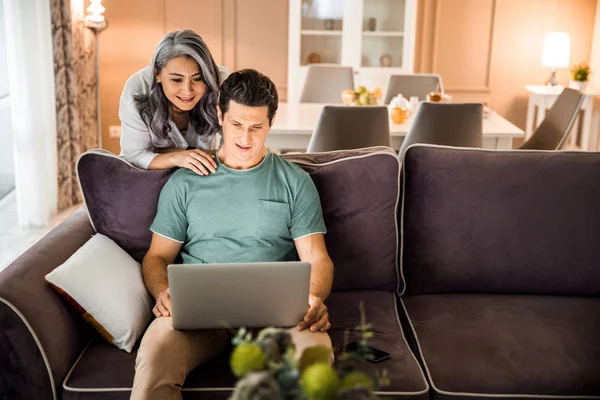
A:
294 233 334 332
143 233 183 317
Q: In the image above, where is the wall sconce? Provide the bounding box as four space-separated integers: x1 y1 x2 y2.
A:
84 0 108 148
84 0 107 32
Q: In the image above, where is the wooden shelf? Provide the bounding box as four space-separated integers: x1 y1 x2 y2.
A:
362 31 404 37
301 30 343 36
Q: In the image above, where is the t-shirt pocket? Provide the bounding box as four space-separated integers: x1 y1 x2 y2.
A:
256 200 291 238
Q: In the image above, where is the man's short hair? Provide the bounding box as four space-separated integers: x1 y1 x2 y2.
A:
218 69 279 125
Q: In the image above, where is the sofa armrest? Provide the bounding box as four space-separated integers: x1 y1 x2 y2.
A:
0 207 96 400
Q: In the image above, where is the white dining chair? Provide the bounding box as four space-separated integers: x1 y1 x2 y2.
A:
299 65 354 104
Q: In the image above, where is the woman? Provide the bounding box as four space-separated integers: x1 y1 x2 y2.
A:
119 30 221 175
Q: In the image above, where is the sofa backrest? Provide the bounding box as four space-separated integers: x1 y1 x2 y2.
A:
401 145 600 296
77 150 175 262
283 147 401 292
78 147 402 292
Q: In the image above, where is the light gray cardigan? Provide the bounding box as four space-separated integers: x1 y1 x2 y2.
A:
118 66 219 169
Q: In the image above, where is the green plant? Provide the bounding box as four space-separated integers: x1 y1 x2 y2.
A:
228 302 389 400
571 63 591 82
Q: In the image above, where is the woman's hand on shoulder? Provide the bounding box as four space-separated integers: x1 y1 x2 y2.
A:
169 149 217 175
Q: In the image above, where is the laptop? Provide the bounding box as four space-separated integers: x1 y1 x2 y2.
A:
167 261 311 330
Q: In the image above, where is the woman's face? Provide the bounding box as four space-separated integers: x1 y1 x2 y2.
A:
156 56 207 113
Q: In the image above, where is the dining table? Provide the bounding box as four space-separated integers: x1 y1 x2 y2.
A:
267 103 524 151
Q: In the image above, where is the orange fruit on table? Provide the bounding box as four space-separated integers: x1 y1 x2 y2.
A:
341 89 356 104
371 87 382 99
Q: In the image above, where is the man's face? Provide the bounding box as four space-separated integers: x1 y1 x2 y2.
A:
156 56 207 112
217 100 273 167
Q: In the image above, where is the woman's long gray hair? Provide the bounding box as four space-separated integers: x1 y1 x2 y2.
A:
134 30 220 140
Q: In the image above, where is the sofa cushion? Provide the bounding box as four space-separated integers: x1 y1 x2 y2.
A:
401 145 600 295
401 294 600 398
283 147 401 292
45 234 153 353
326 290 429 398
62 290 428 400
77 150 175 262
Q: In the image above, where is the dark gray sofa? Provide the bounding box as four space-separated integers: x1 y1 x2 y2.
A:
399 145 600 399
0 147 429 400
1 144 599 400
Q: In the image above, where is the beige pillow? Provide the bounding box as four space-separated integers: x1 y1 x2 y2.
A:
45 233 153 352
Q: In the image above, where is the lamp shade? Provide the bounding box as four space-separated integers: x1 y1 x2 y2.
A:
541 32 570 68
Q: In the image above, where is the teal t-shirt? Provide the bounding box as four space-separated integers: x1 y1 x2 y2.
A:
150 151 327 264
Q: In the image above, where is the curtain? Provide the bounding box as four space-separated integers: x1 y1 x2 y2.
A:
51 0 98 211
4 0 57 226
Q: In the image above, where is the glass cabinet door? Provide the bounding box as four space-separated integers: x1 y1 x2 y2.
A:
300 0 344 65
361 0 406 68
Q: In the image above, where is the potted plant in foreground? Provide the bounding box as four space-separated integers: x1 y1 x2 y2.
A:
569 63 591 91
228 302 390 399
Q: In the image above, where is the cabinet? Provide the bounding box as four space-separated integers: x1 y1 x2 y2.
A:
287 0 416 102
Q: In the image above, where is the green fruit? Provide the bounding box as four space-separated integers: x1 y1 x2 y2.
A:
359 92 370 106
341 371 374 392
230 343 267 377
355 85 368 94
302 362 340 400
368 95 377 105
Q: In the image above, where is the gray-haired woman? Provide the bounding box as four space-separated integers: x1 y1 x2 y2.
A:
119 30 223 175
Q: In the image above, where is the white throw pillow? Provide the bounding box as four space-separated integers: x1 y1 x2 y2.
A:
45 233 153 352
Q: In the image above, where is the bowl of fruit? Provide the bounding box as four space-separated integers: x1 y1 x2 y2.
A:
341 86 382 106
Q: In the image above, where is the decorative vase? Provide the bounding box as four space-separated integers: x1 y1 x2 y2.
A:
367 17 377 31
307 52 321 64
379 54 392 67
569 80 588 91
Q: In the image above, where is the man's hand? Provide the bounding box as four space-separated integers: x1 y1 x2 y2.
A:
294 234 333 332
152 288 172 317
297 294 330 332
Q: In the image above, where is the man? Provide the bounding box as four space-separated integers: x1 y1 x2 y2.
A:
131 69 334 400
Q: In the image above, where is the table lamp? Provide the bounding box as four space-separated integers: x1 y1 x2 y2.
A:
541 32 570 86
